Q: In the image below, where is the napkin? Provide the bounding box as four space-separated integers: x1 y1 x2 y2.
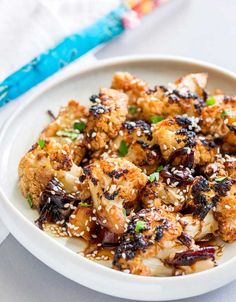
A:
0 0 120 244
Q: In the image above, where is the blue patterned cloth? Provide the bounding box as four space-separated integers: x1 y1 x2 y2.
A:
0 5 127 107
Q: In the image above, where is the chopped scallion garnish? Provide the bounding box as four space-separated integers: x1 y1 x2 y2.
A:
128 106 138 114
73 121 86 131
26 193 33 208
135 220 146 233
56 130 78 140
38 139 45 149
149 172 159 182
215 177 227 182
221 110 233 118
150 115 165 124
118 140 128 157
157 165 164 172
79 202 92 207
206 97 215 106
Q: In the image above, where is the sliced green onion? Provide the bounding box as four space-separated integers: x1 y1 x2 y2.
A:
206 97 215 106
56 130 78 140
128 106 138 114
221 110 233 118
135 220 146 233
149 172 159 183
26 193 33 208
150 115 165 124
156 165 164 172
38 139 45 149
122 208 127 217
118 140 128 157
73 121 86 131
79 202 92 207
215 177 227 182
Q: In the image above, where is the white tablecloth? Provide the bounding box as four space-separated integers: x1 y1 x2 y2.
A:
1 0 236 301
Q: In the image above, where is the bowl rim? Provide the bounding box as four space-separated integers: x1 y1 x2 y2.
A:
1 54 236 300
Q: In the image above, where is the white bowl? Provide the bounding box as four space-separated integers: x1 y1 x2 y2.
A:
0 55 236 301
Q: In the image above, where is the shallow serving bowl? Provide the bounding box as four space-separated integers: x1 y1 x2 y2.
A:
1 55 236 301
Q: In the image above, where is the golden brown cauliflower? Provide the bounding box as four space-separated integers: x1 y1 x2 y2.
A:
111 120 161 173
19 147 53 208
152 116 216 167
140 178 188 212
214 178 236 242
111 72 148 107
201 95 236 144
18 139 85 208
84 158 148 234
41 100 88 165
85 88 128 151
113 208 215 276
137 73 207 121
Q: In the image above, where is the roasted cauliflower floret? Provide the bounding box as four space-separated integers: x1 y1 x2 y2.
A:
201 95 236 143
140 179 188 212
84 158 148 234
152 116 216 167
85 88 128 151
112 120 161 173
137 73 207 121
180 211 218 241
113 208 215 276
111 72 148 107
19 149 53 208
214 178 236 242
18 139 85 208
41 100 88 165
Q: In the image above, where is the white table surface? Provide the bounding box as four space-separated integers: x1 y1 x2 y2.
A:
1 0 236 301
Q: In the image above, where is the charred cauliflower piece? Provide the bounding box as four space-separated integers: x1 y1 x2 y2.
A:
137 73 207 121
18 139 85 208
111 72 148 107
84 158 148 234
201 95 236 144
152 116 216 167
113 208 215 276
85 88 128 151
41 100 88 165
112 120 161 173
140 178 188 212
19 148 53 208
214 178 236 242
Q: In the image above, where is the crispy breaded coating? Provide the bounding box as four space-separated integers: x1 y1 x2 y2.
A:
19 140 84 208
41 100 88 165
18 144 54 208
85 88 128 151
113 208 183 276
174 72 208 98
84 158 148 234
112 120 161 173
201 95 236 148
152 116 216 167
214 178 236 242
111 72 148 106
140 179 187 212
137 73 207 121
113 208 214 276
